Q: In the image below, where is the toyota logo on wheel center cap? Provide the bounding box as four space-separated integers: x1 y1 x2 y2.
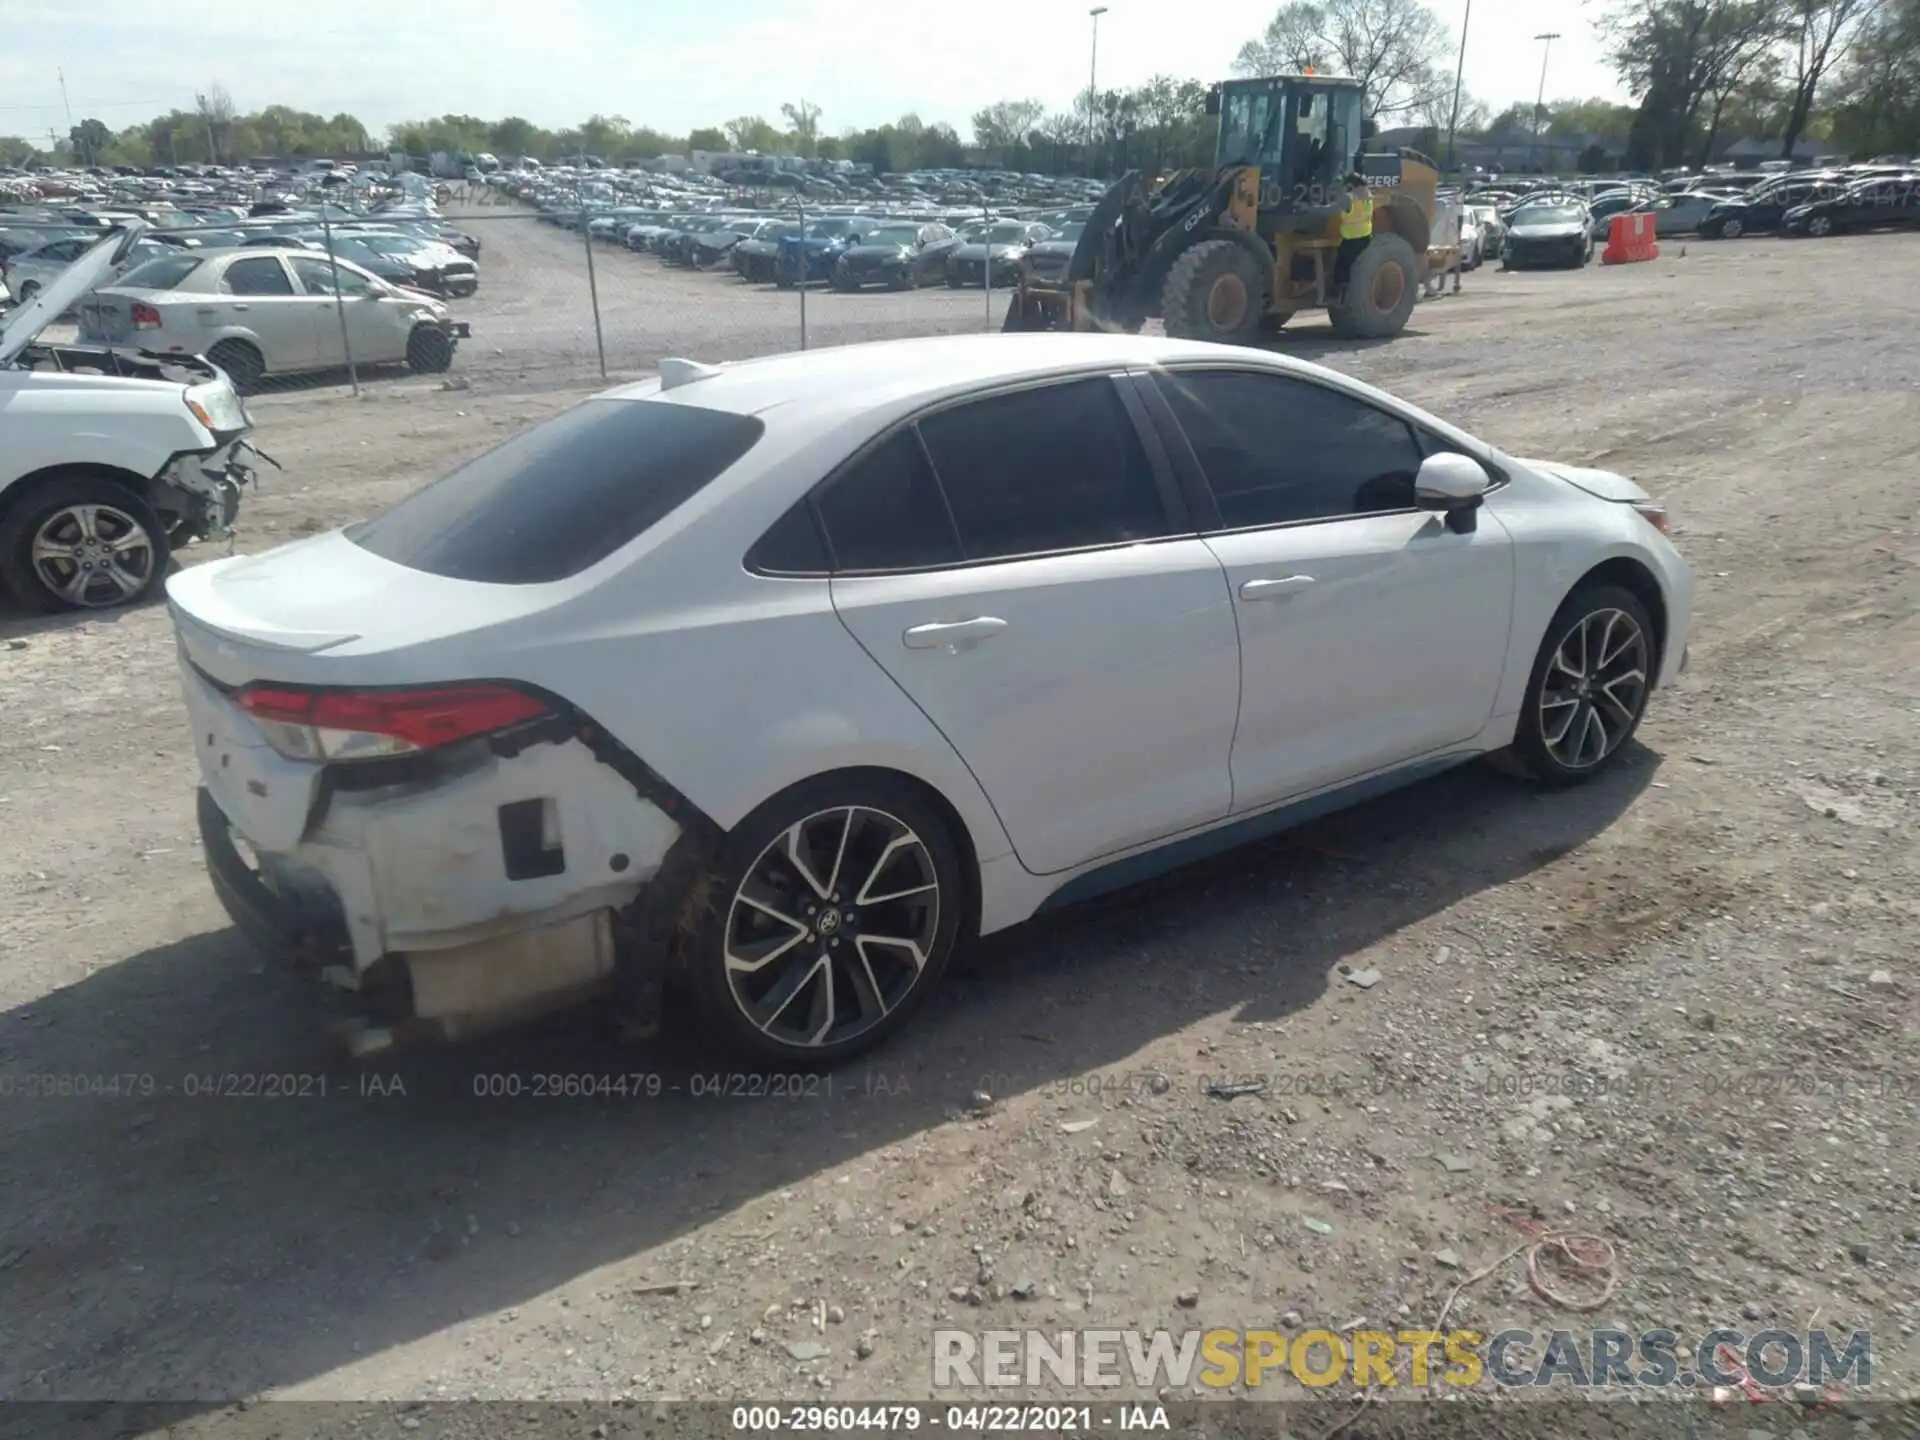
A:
817 909 842 936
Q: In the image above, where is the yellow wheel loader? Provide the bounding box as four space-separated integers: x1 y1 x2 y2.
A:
1004 73 1439 342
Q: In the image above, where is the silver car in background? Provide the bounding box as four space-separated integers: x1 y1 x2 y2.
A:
76 247 469 391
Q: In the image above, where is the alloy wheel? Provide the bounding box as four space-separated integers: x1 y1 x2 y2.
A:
723 806 941 1050
30 503 156 608
1538 608 1649 770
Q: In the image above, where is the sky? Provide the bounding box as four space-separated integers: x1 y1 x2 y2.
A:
2 0 1627 145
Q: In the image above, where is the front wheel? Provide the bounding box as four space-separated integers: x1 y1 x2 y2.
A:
1501 584 1657 785
406 325 454 374
678 775 965 1066
1328 233 1419 339
0 473 170 613
1160 238 1268 345
1807 215 1833 238
1719 217 1744 239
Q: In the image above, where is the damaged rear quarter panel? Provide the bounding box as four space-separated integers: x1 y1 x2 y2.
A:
304 737 681 965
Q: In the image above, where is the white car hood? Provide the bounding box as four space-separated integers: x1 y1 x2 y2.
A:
0 220 150 364
1519 458 1652 504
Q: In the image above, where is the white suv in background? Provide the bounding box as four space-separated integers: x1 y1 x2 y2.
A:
0 226 258 612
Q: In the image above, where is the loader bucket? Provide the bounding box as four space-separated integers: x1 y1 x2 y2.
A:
1002 287 1071 332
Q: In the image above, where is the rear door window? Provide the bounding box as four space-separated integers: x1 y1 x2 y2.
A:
222 256 295 295
813 430 962 571
915 378 1171 560
349 397 765 583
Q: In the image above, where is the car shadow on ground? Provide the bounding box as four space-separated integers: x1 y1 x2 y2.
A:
0 748 1656 1403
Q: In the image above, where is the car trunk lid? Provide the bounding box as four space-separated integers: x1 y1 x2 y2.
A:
166 529 560 688
0 221 150 364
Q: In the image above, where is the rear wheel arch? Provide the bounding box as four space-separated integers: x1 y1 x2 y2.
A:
719 765 984 945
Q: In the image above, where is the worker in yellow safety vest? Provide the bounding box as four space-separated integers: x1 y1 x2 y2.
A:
1335 171 1373 291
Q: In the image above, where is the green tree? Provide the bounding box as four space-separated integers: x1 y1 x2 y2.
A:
70 117 115 165
489 116 544 158
687 126 728 153
722 115 782 152
972 98 1045 163
0 136 44 166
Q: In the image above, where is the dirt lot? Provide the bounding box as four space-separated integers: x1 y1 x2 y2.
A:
1 224 1916 1434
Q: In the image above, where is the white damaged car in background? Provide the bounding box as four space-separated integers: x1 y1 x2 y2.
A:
0 223 262 612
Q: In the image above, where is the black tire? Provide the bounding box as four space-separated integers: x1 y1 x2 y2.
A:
890 268 914 291
945 272 962 288
0 473 170 613
406 325 454 374
1501 583 1657 786
831 266 857 293
1328 233 1420 339
17 280 40 304
1160 238 1267 345
1718 217 1743 240
678 773 966 1067
206 339 265 393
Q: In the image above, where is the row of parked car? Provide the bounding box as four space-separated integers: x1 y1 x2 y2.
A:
605 206 1093 291
1457 161 1920 269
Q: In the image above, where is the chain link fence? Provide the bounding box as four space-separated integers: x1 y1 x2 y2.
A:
1 193 1061 400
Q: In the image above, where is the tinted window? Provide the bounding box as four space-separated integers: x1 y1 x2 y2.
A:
814 430 962 571
749 502 831 574
117 253 204 290
917 379 1170 559
289 255 374 295
1158 369 1424 525
349 398 765 584
222 256 294 295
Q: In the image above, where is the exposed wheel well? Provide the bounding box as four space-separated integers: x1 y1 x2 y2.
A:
744 766 985 944
0 463 156 520
1569 557 1668 671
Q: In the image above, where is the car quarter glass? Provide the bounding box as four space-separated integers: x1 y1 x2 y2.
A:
1154 368 1426 525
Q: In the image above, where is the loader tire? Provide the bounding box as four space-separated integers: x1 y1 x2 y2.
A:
1160 239 1267 345
1328 233 1419 339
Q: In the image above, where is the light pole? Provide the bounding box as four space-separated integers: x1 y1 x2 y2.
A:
1526 31 1560 173
1444 0 1472 176
1087 6 1108 178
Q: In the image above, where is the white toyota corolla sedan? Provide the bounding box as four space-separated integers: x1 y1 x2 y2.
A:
168 334 1692 1063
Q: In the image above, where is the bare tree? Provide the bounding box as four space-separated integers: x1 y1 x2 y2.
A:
781 99 823 156
1234 0 1453 120
971 98 1045 158
195 82 235 163
1779 0 1870 155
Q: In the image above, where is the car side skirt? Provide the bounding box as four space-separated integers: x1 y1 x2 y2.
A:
1027 748 1480 918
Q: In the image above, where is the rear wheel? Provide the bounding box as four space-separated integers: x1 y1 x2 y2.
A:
680 774 965 1066
16 280 40 304
406 325 454 374
1160 238 1267 345
206 339 265 393
1807 214 1833 238
0 473 170 613
1328 233 1419 339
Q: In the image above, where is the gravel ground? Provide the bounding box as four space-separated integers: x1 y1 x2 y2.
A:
0 221 1915 1437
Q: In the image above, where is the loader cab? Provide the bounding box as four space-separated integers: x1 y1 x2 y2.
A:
1210 75 1363 212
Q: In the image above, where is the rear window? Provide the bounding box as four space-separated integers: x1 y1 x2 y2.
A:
348 397 765 584
118 253 204 290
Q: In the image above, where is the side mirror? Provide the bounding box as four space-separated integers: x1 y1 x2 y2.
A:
1415 452 1491 534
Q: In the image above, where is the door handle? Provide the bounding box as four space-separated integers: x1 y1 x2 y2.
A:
903 617 1008 651
230 303 250 312
1239 575 1314 601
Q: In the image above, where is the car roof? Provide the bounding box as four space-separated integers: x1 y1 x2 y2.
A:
600 334 1342 420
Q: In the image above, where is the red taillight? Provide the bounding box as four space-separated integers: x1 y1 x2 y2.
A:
130 301 162 330
236 682 553 762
